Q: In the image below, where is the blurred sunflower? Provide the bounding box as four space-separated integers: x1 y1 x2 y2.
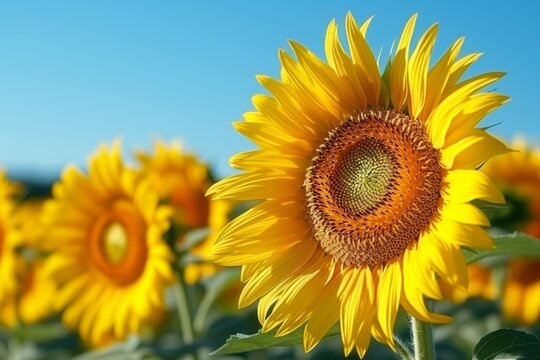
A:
11 200 58 324
207 13 509 356
467 264 497 300
482 140 540 325
43 142 175 347
136 140 231 284
0 172 22 327
441 263 497 302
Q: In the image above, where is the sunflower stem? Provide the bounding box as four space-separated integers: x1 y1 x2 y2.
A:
394 335 414 360
173 273 196 358
8 335 21 360
410 315 435 360
193 287 215 335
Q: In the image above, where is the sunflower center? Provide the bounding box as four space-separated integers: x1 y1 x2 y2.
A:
89 200 148 285
305 109 442 268
102 222 129 264
331 138 396 216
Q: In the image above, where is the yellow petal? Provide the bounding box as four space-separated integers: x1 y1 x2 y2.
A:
345 12 381 105
404 245 442 300
257 75 336 139
427 72 505 148
261 253 324 332
289 41 344 116
213 199 309 262
442 203 490 226
418 233 453 280
376 260 402 347
428 235 469 292
214 220 308 266
407 24 438 119
233 115 311 155
266 274 320 336
354 309 375 358
303 274 342 352
419 37 464 121
435 219 493 248
441 130 510 169
390 14 417 110
206 169 302 200
402 250 451 323
238 239 317 307
324 19 367 109
400 281 451 323
340 267 375 356
444 169 505 204
445 93 510 144
277 50 337 127
443 52 484 97
257 287 282 325
56 273 91 309
252 93 318 142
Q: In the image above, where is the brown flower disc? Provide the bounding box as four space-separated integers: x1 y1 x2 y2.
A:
305 109 443 268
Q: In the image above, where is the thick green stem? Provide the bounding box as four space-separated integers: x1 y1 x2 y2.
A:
8 336 21 360
394 335 414 360
193 289 214 335
174 275 195 344
410 315 435 360
174 274 199 360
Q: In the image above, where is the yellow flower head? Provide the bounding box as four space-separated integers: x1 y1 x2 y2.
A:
136 140 231 284
11 200 58 324
136 140 211 228
0 172 23 327
43 141 176 347
482 139 540 325
207 13 509 357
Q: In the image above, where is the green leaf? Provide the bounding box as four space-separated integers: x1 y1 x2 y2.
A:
71 337 157 360
473 328 540 360
211 325 339 356
475 193 532 230
464 232 540 264
194 268 240 333
9 322 68 343
177 228 210 252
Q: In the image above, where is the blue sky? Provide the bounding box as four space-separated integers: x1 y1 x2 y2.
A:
0 1 538 179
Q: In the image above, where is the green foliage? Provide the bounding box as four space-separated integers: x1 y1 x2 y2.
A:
8 322 67 343
70 337 159 360
476 192 532 231
464 232 540 264
473 328 540 360
178 228 210 253
211 326 339 356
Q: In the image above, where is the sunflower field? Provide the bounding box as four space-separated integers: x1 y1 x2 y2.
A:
1 3 539 360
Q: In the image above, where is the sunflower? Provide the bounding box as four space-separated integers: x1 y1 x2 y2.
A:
0 172 22 327
482 140 540 325
11 200 58 324
467 264 497 300
43 141 175 347
207 13 509 356
136 140 231 284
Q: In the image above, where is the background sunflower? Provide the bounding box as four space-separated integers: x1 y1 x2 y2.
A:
11 200 58 325
42 142 175 347
135 140 232 284
0 172 23 328
482 140 540 326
